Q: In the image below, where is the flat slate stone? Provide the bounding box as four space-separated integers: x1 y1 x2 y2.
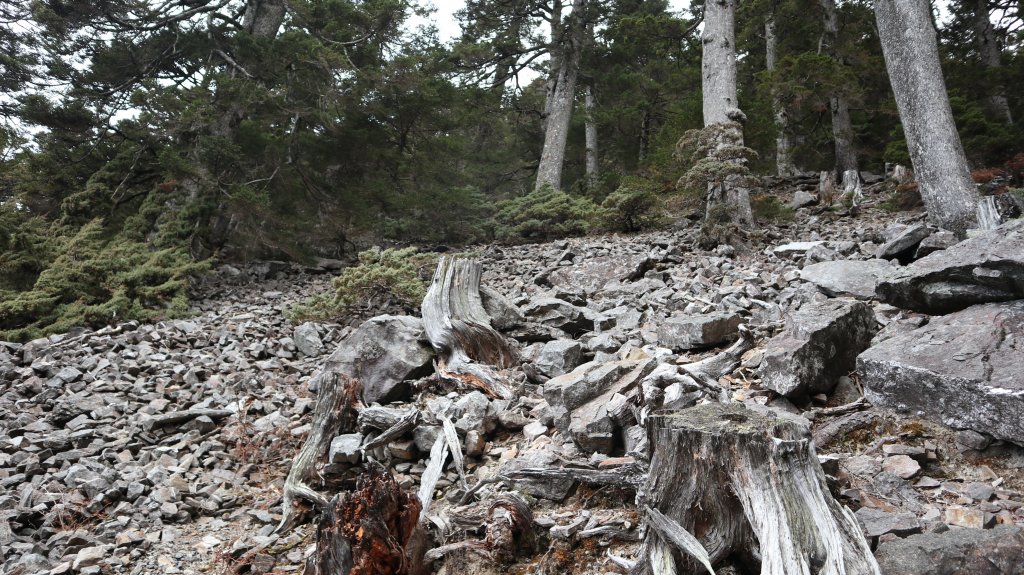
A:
876 218 1024 314
873 525 1024 575
858 300 1024 445
656 312 741 351
800 259 897 299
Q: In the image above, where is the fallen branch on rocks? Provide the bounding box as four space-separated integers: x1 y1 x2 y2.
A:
421 257 519 400
277 372 361 534
504 461 647 489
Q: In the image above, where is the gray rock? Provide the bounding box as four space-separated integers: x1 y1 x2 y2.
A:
873 525 1024 575
800 259 896 299
789 190 817 208
858 301 1024 444
521 297 604 336
760 300 878 397
544 359 656 416
876 218 1024 314
915 229 958 258
324 315 434 405
328 434 363 464
413 425 443 451
855 507 922 537
451 391 497 434
292 322 324 357
479 286 524 331
876 224 931 260
500 448 574 501
773 241 826 258
546 255 647 294
534 340 583 378
656 312 741 351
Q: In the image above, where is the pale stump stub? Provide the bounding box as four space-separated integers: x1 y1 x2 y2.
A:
421 257 519 400
637 403 880 575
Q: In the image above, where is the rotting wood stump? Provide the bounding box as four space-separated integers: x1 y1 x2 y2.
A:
421 257 519 400
637 403 880 575
302 465 427 575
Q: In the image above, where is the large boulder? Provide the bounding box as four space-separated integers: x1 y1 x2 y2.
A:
800 259 896 299
873 525 1024 575
760 300 878 397
533 339 583 378
876 218 1024 314
858 300 1024 444
324 315 434 405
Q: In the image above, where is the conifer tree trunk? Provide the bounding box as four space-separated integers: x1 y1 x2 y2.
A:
535 0 587 191
765 14 796 176
701 0 753 225
584 83 599 186
638 109 651 165
876 0 980 236
974 0 1014 124
820 0 858 181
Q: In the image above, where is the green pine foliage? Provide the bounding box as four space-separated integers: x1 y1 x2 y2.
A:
493 186 599 242
287 247 437 322
596 176 666 232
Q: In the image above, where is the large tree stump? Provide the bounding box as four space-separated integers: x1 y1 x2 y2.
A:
637 403 879 575
421 257 519 399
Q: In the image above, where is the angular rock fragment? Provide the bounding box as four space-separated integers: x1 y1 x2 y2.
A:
760 300 877 397
656 312 741 351
521 297 604 336
800 259 896 299
876 223 931 261
876 219 1024 314
324 315 434 405
533 340 583 378
292 322 324 357
546 254 648 294
873 525 1024 575
858 301 1024 444
854 507 921 538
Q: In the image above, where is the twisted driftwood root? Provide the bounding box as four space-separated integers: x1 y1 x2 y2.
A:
421 257 519 400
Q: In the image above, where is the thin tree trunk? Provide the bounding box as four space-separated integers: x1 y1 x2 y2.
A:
536 0 587 191
638 109 651 165
584 83 599 186
875 0 980 236
541 0 565 132
974 0 1014 124
820 0 858 181
701 0 753 226
765 14 797 176
702 0 740 126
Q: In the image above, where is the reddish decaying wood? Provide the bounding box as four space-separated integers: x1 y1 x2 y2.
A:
304 466 427 575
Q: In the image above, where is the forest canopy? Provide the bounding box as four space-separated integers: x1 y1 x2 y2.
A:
1 0 1022 341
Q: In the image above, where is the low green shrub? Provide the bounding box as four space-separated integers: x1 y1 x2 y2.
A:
596 177 665 232
750 194 795 222
492 186 598 242
288 247 437 321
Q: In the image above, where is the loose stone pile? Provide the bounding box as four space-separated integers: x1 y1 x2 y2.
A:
2 196 1024 575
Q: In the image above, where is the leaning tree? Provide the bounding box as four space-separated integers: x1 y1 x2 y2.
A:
875 0 981 236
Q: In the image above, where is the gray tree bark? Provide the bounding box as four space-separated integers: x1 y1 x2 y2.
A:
766 14 797 177
974 0 1014 124
701 0 753 226
535 0 587 191
820 0 858 181
584 83 599 186
875 0 980 236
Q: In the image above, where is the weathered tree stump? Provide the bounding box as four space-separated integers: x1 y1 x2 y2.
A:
276 372 361 533
302 466 427 575
421 257 519 400
636 403 880 575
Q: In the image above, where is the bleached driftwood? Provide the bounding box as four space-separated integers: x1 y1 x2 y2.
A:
421 257 519 400
276 372 360 534
635 403 880 575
